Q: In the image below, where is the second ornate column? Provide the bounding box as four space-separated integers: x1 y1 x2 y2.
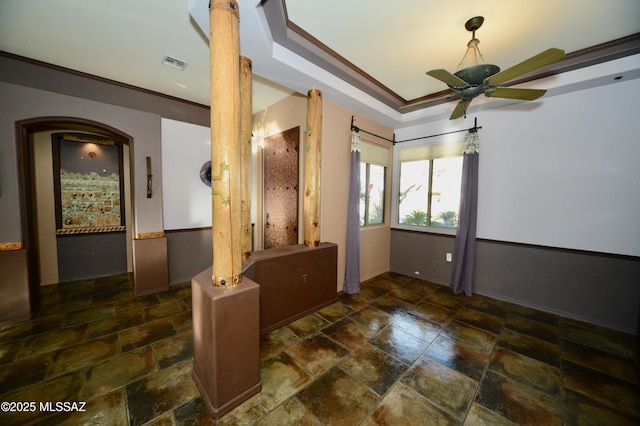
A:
210 0 242 287
303 89 322 247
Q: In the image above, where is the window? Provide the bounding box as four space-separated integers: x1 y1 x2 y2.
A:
358 141 390 227
396 141 464 230
360 162 385 226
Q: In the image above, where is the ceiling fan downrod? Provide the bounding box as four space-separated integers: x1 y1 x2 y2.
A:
457 16 487 70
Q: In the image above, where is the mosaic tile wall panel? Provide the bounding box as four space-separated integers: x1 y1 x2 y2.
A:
263 127 299 249
57 169 124 234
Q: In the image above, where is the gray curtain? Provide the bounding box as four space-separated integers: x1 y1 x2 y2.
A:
344 130 361 294
450 130 480 296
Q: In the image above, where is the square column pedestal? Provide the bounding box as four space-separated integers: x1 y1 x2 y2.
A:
191 267 261 419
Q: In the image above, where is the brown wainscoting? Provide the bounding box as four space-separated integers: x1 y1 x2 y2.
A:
390 229 456 285
165 228 213 285
132 235 169 296
390 228 640 334
0 249 39 325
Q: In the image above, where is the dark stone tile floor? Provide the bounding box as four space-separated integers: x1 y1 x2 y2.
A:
1 272 639 425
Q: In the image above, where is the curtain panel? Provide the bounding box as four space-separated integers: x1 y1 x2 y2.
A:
450 130 479 296
344 130 361 294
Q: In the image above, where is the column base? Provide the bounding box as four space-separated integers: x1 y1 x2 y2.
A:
132 236 169 296
191 267 261 419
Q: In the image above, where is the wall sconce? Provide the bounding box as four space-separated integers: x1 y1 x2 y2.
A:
88 151 96 158
146 156 153 198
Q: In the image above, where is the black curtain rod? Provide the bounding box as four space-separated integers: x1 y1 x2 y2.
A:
350 116 481 145
394 117 482 144
350 116 396 144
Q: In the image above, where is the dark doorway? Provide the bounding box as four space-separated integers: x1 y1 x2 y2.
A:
263 126 300 249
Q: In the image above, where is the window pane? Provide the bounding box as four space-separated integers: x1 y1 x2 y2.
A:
398 160 429 226
430 157 463 228
367 164 385 225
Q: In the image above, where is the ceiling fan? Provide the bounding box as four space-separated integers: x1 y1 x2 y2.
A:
401 16 565 119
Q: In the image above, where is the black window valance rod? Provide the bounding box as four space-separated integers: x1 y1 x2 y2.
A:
350 116 482 145
350 116 396 144
394 117 482 144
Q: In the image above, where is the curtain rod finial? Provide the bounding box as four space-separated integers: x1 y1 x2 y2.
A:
350 116 360 133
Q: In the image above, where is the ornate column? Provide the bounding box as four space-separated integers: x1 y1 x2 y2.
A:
191 1 261 420
303 89 322 247
210 0 242 287
239 55 253 258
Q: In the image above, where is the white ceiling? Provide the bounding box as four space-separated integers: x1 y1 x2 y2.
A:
285 0 639 100
1 0 639 128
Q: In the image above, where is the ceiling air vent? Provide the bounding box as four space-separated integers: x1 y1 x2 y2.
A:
162 55 187 70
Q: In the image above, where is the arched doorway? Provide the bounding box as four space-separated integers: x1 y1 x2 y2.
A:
15 117 134 290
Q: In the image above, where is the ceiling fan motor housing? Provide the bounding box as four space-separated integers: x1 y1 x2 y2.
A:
452 64 500 100
454 64 500 86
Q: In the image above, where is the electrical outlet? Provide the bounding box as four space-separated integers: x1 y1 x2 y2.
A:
446 253 452 263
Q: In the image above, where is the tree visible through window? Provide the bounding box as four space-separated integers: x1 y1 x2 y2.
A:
360 162 385 226
398 156 462 228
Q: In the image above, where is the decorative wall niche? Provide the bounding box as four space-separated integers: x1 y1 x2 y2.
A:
52 133 126 234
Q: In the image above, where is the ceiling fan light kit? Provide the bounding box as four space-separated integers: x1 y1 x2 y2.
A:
402 16 565 119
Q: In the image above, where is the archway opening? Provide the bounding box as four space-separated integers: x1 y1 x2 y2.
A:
16 117 134 288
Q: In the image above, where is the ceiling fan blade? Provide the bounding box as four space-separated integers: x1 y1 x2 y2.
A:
450 100 471 120
486 48 565 85
399 94 456 112
485 87 547 100
427 69 468 87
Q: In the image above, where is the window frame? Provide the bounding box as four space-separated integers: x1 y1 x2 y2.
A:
357 140 391 228
392 139 464 235
360 161 386 227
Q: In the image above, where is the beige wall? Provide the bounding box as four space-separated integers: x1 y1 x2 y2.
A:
252 93 308 251
33 131 59 285
252 93 393 290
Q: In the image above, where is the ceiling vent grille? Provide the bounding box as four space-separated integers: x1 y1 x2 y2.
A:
162 55 187 70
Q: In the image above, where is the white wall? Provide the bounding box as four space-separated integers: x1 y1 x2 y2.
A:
395 77 640 257
161 118 212 230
